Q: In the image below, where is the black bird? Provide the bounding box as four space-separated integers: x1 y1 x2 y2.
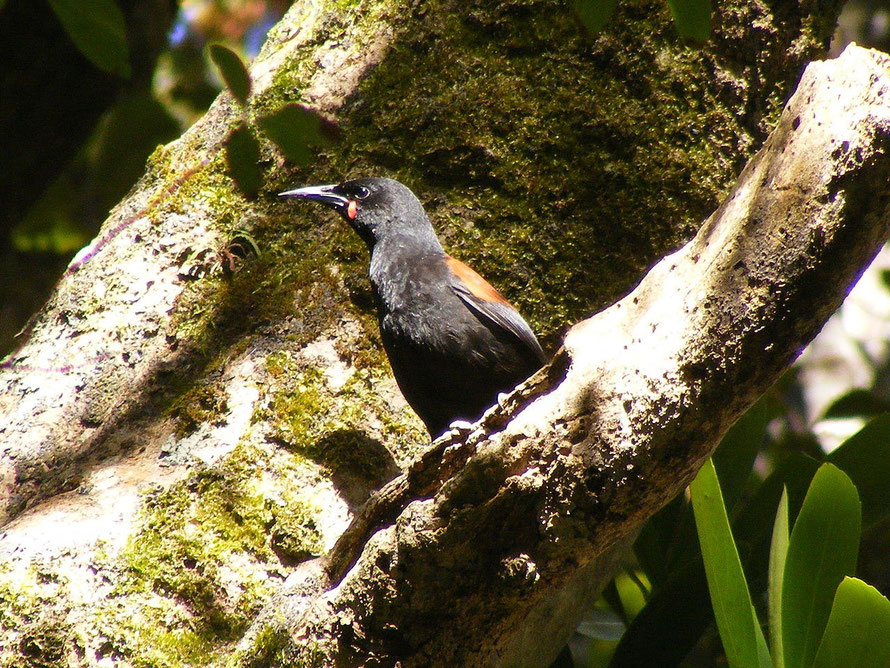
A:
279 177 546 437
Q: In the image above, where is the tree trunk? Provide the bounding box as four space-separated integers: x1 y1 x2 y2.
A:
3 1 883 667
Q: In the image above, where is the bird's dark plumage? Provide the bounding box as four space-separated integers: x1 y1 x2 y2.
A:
280 177 546 437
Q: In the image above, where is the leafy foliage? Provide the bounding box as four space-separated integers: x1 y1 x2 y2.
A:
207 45 339 198
209 44 252 105
572 392 890 667
812 578 890 668
691 459 770 668
257 104 338 166
574 0 617 34
686 457 886 668
768 489 789 668
828 413 890 526
781 465 861 668
574 0 711 41
666 0 712 42
47 0 130 77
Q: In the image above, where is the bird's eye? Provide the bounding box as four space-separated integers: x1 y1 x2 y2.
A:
354 186 371 200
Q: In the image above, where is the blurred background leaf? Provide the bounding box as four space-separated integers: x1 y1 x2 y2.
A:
209 42 251 104
574 0 617 33
0 0 289 354
666 0 712 42
47 0 131 77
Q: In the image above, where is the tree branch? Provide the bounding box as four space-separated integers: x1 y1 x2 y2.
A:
240 45 890 667
0 2 872 665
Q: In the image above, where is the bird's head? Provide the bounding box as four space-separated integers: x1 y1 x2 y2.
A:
279 177 439 252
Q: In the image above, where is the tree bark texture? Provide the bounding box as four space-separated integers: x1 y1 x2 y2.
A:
256 44 890 666
1 1 879 666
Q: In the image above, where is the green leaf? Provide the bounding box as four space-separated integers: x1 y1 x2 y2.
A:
822 389 890 420
209 44 251 105
226 124 262 199
575 606 625 641
782 464 861 668
619 454 819 667
666 0 712 42
829 413 890 527
713 395 780 514
768 488 789 668
812 577 890 668
47 0 130 78
257 104 338 166
731 453 821 546
574 0 616 33
691 459 770 668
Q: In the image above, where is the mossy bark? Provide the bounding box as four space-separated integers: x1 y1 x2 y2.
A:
0 0 852 666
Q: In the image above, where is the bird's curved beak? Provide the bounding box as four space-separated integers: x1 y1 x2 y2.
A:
279 184 349 211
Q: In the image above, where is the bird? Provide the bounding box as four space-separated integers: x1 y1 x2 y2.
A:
279 177 547 438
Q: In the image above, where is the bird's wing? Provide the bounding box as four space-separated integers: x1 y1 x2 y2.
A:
445 256 546 364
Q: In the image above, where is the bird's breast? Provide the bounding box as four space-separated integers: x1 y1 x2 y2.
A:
370 258 463 346
371 254 447 312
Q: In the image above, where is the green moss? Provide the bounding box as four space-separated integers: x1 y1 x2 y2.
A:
16 623 70 668
0 565 79 668
258 357 423 471
258 0 401 115
96 439 325 666
106 622 216 668
245 0 835 353
264 366 331 453
264 350 292 378
119 471 264 635
175 155 246 226
166 196 348 368
228 623 291 668
340 367 427 457
258 346 424 508
268 496 324 564
169 381 229 437
0 571 36 640
144 143 172 174
317 1 720 340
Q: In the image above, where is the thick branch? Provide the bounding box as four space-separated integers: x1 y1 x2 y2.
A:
247 45 890 667
0 2 864 666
